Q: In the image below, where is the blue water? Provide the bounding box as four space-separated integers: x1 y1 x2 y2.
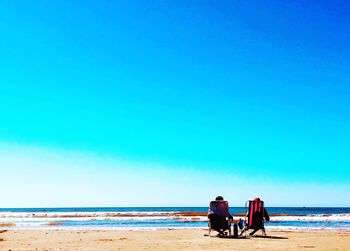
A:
1 207 350 214
1 207 350 231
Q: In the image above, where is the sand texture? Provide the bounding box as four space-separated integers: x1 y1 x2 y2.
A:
0 229 350 250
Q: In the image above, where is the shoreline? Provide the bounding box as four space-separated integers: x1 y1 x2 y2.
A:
1 209 350 234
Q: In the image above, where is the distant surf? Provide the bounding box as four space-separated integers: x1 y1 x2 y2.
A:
0 207 349 232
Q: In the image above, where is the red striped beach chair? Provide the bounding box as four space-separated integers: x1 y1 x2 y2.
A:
241 197 270 236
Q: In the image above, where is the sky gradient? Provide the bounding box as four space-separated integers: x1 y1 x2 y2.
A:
0 1 349 207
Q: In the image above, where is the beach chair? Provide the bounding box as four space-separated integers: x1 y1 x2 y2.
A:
241 198 270 236
208 200 233 237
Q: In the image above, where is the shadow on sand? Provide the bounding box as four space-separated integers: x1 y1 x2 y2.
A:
203 234 288 240
251 235 288 239
203 234 249 239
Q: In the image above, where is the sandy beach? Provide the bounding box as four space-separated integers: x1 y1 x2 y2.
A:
1 229 350 251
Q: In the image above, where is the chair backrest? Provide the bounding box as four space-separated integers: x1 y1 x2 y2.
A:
209 200 229 217
247 198 264 228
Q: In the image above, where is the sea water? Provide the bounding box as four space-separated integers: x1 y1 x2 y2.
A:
0 207 349 232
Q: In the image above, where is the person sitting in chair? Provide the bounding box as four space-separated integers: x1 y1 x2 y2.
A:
208 196 233 236
246 197 270 236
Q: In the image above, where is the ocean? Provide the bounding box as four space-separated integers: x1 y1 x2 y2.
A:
1 207 350 232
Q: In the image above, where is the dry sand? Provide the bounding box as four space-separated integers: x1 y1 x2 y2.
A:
0 229 349 251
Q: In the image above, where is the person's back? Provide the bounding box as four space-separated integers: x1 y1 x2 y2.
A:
208 196 233 236
246 197 269 235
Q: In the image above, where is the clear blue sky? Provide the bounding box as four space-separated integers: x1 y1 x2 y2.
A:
0 1 349 207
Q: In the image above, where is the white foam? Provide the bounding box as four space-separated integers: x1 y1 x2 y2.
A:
0 211 181 218
270 214 350 222
1 212 350 231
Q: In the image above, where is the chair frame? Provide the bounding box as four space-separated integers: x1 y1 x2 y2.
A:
208 215 232 237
